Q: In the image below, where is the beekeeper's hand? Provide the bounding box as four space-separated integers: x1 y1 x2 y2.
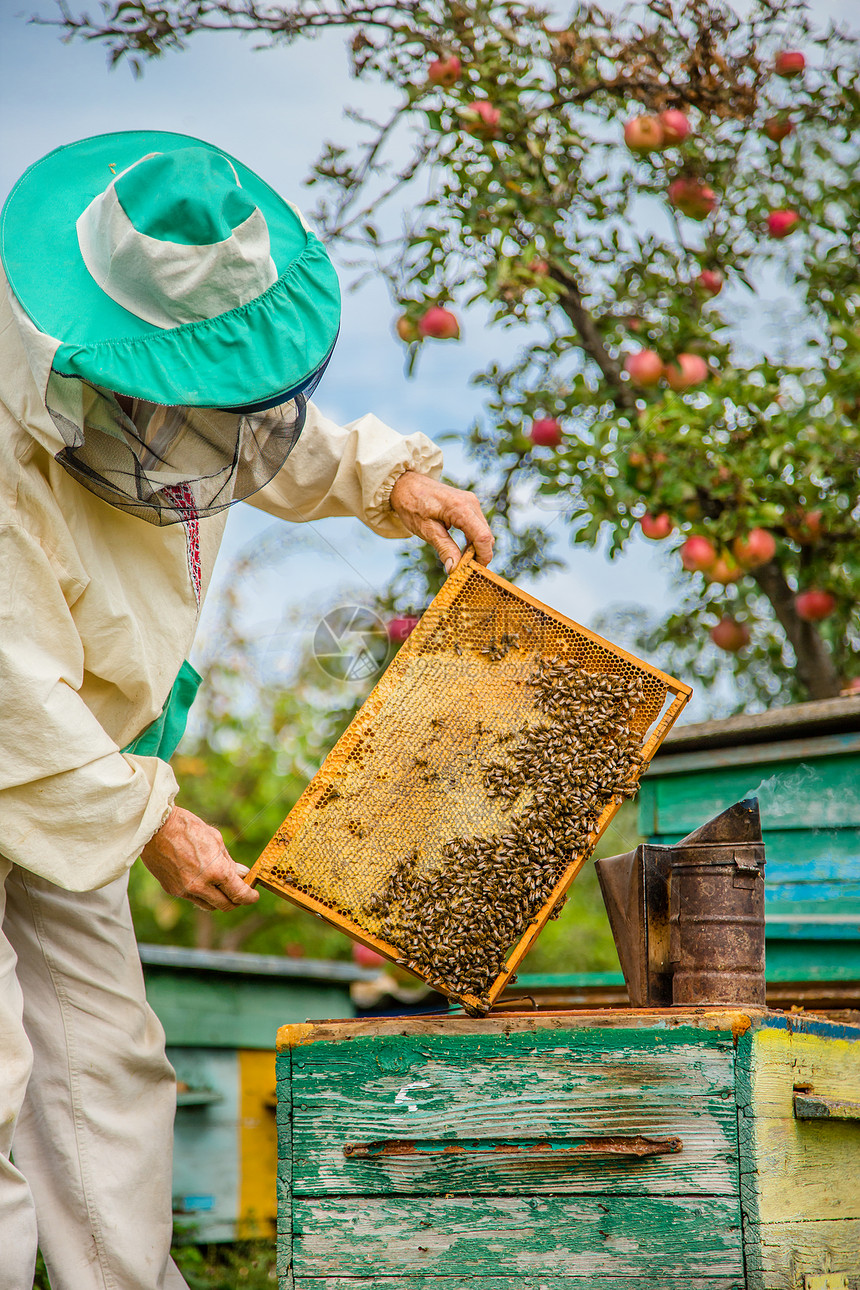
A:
389 471 494 573
141 806 260 911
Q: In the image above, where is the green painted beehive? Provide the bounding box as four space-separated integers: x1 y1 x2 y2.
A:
275 1009 860 1288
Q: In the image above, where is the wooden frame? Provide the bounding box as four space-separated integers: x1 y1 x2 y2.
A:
248 550 692 1014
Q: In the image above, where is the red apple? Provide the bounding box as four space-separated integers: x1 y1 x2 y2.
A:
767 209 800 239
842 677 860 695
775 50 805 77
462 100 501 138
417 306 460 339
764 116 795 142
428 54 462 86
733 528 777 568
529 417 563 447
696 269 724 296
624 115 665 153
711 617 751 652
640 513 674 540
659 109 691 144
786 509 824 544
387 615 420 642
795 589 836 622
528 258 550 276
668 177 718 220
352 942 387 969
680 536 717 573
665 353 709 390
624 349 664 386
396 315 419 343
707 554 743 585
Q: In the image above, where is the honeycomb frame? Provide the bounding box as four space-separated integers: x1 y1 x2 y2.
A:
247 550 691 1013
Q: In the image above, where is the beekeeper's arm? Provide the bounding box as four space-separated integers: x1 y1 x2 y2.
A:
246 402 494 568
0 522 256 907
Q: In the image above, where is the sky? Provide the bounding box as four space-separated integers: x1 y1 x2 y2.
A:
0 1 852 723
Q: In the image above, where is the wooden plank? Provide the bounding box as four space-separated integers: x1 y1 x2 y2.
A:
277 1008 759 1050
296 1279 744 1289
649 732 860 775
276 1053 293 1284
655 696 860 750
744 1217 860 1289
754 830 859 881
643 828 860 897
288 1028 738 1196
641 827 860 920
144 968 353 1049
794 1092 860 1121
735 1023 860 1234
646 755 860 833
237 1049 277 1239
291 1195 744 1278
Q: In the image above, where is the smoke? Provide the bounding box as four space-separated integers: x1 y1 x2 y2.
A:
744 761 859 824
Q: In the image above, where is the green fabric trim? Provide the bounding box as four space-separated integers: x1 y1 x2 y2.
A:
51 237 340 407
115 150 257 246
122 659 202 763
1 130 340 407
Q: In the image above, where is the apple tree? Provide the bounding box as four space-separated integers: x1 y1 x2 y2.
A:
51 0 860 706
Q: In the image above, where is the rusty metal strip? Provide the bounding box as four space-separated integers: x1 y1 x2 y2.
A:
343 1134 682 1160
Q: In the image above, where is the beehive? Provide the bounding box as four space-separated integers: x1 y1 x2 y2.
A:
248 552 691 1013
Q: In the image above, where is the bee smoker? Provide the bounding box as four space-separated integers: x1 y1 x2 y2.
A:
595 797 766 1007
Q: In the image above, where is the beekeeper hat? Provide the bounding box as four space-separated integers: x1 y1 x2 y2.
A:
0 130 341 409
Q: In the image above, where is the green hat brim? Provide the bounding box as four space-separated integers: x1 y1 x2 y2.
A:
0 130 341 408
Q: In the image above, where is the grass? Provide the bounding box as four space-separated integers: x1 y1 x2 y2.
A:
35 1243 276 1289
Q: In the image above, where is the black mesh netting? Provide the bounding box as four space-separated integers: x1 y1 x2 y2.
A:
45 371 325 525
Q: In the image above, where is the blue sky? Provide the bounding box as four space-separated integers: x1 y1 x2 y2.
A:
1 2 851 722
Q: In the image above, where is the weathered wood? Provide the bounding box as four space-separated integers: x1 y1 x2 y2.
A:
743 1217 860 1289
655 696 860 751
736 1017 860 1277
794 1091 860 1120
277 1008 761 1050
237 1050 277 1239
143 967 354 1049
288 1028 738 1196
641 755 860 835
291 1195 744 1278
296 1279 744 1289
650 733 860 776
643 827 860 911
276 1056 293 1283
279 1011 860 1290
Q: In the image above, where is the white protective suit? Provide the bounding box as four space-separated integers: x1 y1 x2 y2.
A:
0 266 442 1289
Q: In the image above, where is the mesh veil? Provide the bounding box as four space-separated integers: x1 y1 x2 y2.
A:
44 361 329 525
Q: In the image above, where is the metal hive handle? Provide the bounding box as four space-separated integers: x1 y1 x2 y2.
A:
343 1134 682 1161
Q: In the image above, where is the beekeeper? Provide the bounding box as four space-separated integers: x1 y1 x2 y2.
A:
0 130 493 1290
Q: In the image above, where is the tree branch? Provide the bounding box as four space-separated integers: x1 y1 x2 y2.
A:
751 559 841 700
551 265 637 411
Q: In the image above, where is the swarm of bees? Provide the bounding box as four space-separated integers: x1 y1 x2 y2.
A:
363 656 648 1007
